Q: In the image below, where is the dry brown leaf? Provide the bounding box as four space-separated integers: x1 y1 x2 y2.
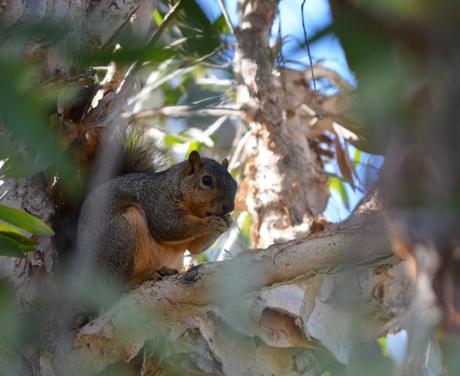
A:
333 135 354 184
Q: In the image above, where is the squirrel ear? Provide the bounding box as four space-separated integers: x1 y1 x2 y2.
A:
185 150 203 175
221 158 229 170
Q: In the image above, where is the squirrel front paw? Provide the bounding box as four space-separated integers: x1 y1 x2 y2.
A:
207 215 231 235
221 214 233 227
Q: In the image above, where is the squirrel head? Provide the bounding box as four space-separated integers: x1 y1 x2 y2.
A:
180 151 237 218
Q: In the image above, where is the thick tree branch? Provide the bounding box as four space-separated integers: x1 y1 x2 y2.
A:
71 194 409 374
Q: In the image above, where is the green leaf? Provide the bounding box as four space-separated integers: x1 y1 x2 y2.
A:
330 177 350 210
163 85 184 106
0 224 22 235
240 212 252 242
0 224 38 246
0 153 52 179
0 223 38 251
0 205 54 236
152 9 163 26
353 148 362 167
164 133 189 147
377 336 389 357
212 15 231 34
0 237 26 259
0 61 80 195
0 232 36 252
197 252 207 264
185 140 203 155
175 1 222 56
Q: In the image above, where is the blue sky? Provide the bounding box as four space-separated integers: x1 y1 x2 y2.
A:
197 0 355 84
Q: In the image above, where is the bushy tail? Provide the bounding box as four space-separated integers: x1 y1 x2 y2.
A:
117 131 166 176
52 125 165 264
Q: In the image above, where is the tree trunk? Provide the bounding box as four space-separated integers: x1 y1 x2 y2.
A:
233 0 329 248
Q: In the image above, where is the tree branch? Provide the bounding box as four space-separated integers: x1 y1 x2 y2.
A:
128 105 244 120
71 194 410 374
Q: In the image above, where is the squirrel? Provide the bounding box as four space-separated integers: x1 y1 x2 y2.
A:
76 137 237 287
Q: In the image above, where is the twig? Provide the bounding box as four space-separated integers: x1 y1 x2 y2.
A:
128 105 244 120
301 0 321 114
216 0 235 35
147 0 183 45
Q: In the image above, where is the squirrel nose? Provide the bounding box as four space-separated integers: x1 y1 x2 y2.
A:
222 201 234 213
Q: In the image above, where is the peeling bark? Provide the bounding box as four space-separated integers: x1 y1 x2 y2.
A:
233 0 331 248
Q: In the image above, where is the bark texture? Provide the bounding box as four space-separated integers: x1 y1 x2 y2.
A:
1 0 150 77
233 0 330 248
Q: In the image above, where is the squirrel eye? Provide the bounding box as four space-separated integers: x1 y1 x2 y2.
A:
201 175 212 186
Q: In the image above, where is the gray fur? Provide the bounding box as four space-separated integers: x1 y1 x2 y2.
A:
77 156 237 283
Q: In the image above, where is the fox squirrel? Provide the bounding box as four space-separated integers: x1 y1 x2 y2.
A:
77 143 237 286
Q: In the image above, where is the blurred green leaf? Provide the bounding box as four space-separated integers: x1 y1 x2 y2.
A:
0 149 52 178
353 148 362 167
0 60 80 194
186 140 203 155
330 177 350 210
197 252 207 264
152 9 164 26
0 232 36 253
179 1 214 33
0 223 38 251
377 336 389 357
175 1 222 56
0 224 22 236
0 224 38 248
164 133 189 147
163 85 184 105
0 204 54 236
0 237 26 258
240 212 252 242
213 15 231 34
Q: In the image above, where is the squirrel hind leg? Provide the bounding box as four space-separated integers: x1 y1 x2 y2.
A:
91 213 138 287
122 205 163 286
